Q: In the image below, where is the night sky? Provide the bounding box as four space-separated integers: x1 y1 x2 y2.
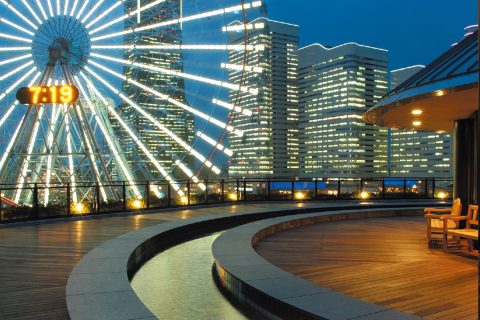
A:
265 0 478 70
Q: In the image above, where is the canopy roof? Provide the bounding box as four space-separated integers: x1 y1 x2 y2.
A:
364 30 478 131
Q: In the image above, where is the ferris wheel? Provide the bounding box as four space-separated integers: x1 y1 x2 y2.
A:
0 0 263 208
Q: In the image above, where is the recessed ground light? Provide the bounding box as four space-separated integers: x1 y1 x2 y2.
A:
435 90 446 96
412 121 422 127
411 109 423 115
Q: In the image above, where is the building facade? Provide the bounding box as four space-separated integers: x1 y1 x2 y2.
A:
120 0 194 179
227 18 300 178
389 66 453 178
298 43 388 178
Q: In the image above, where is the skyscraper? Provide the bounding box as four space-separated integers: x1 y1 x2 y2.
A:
389 66 453 178
120 0 194 179
298 43 388 178
227 18 300 178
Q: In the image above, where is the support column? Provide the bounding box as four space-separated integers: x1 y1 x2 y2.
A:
453 118 474 209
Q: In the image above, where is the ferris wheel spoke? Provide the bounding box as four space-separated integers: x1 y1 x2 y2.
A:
85 63 244 139
212 98 253 117
85 1 123 30
0 71 40 131
196 131 234 157
80 72 184 196
76 0 90 21
0 53 32 66
71 103 109 203
34 0 48 21
20 0 43 24
0 60 35 81
91 43 265 52
85 65 224 177
0 17 35 36
0 32 32 43
88 0 167 33
56 0 61 16
14 107 45 203
0 0 37 30
63 105 78 204
91 1 262 40
43 105 62 205
69 0 79 17
46 0 54 18
63 0 70 16
221 62 264 74
90 53 258 96
81 0 104 24
0 67 37 103
75 76 141 198
0 46 31 52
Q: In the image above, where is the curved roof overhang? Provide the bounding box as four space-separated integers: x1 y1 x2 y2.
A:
364 30 478 132
363 76 478 132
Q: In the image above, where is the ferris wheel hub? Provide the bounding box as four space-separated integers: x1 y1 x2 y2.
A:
32 16 91 75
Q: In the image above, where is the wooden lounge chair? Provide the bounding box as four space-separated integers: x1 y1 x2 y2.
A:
424 198 462 248
443 205 478 255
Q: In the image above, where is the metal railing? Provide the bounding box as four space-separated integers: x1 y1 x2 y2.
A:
0 177 453 223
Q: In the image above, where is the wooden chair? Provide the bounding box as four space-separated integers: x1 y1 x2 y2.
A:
443 205 478 255
424 198 462 248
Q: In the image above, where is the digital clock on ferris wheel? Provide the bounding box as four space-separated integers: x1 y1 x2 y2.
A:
16 85 80 105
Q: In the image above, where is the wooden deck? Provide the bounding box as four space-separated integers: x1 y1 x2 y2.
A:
0 202 297 320
255 216 478 320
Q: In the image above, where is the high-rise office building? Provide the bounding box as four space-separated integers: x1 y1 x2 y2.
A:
389 66 453 177
227 18 299 178
298 43 389 178
120 0 194 178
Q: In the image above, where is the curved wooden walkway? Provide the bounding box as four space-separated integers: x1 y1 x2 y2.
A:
255 216 478 320
0 202 307 320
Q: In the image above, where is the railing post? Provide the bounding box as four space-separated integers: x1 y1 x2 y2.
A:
204 179 208 204
236 178 240 201
382 178 386 199
291 180 295 200
0 188 3 221
403 178 407 199
360 178 364 193
424 178 428 199
432 178 436 199
167 183 171 207
221 179 225 203
122 181 127 211
243 179 247 202
267 179 271 201
96 183 101 213
146 180 150 209
187 179 191 206
66 183 71 216
337 179 341 199
314 179 318 200
33 183 39 219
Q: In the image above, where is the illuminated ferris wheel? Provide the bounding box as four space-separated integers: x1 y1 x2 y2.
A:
0 0 263 208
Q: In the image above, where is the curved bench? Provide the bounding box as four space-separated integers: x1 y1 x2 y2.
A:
66 202 439 319
212 208 424 320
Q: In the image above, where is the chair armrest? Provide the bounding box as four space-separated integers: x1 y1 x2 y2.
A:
424 208 452 213
440 216 467 221
425 213 446 219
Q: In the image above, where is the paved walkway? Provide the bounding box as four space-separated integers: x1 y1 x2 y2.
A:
0 202 337 320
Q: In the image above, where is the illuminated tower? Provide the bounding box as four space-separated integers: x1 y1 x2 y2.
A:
120 0 194 178
298 42 389 178
227 18 300 178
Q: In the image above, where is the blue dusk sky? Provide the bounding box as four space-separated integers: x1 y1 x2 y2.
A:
265 0 478 70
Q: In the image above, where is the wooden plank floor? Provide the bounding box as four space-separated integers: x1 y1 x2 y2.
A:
0 202 311 320
255 216 478 320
